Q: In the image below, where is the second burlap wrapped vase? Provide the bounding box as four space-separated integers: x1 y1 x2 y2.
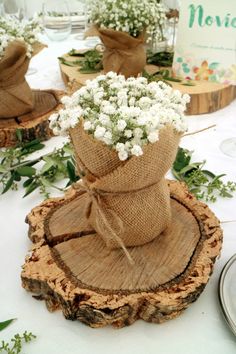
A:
98 28 146 78
0 40 33 118
70 122 181 249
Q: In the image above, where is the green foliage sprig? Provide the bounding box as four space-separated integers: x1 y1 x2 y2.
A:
143 69 195 86
59 49 103 74
0 132 235 202
147 50 174 67
0 332 36 354
0 130 79 199
0 319 36 354
172 147 236 202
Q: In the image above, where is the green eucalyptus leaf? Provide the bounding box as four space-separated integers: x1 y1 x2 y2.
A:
40 177 52 187
41 161 54 174
179 162 203 175
16 166 36 177
212 174 226 182
68 49 85 57
2 174 15 194
23 178 34 188
173 147 191 172
221 191 233 198
202 170 216 179
171 168 182 181
0 165 6 173
22 139 41 149
79 68 101 74
58 57 76 66
13 171 21 181
29 143 45 151
0 318 16 331
67 160 77 182
189 187 201 194
23 182 40 197
165 76 182 82
182 82 196 86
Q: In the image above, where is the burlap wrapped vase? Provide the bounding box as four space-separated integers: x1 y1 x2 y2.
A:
70 122 181 250
0 40 33 118
98 28 146 78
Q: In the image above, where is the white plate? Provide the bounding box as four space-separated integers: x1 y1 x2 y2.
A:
218 253 236 336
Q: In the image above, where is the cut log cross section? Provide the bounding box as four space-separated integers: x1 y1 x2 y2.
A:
21 181 223 328
0 90 63 147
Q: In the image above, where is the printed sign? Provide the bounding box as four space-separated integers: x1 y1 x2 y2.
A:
173 1 236 85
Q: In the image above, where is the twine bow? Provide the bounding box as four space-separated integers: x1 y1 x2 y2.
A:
75 180 134 264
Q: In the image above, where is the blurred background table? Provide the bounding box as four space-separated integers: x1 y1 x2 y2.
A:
0 34 236 354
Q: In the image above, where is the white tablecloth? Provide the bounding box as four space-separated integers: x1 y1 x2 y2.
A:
0 35 236 354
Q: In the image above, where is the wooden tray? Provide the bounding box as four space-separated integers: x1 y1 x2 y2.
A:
21 180 222 328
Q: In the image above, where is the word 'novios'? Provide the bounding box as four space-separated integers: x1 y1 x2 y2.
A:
188 4 236 28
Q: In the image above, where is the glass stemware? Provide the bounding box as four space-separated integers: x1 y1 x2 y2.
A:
42 0 72 41
220 138 236 158
2 0 25 19
73 0 88 40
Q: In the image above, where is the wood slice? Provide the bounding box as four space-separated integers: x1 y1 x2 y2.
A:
32 42 47 57
59 53 236 115
21 181 223 328
0 90 63 147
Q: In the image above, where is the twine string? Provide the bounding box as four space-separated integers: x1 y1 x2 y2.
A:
75 181 134 264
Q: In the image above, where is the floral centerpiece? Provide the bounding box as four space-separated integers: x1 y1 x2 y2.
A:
49 72 190 251
87 0 167 78
0 15 42 58
0 15 42 118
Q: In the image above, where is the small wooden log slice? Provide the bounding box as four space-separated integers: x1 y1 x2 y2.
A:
0 90 62 147
32 42 47 57
21 181 223 328
59 53 236 115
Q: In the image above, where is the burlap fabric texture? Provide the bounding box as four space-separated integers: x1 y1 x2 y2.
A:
98 28 146 78
70 122 181 250
0 40 33 118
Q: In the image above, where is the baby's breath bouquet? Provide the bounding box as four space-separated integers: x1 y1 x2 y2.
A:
49 72 190 250
88 0 166 40
0 15 42 58
87 0 166 77
50 72 189 160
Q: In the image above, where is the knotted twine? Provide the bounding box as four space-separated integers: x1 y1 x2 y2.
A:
70 122 181 254
0 40 33 118
98 28 146 78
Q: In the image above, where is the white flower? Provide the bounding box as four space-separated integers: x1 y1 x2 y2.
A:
138 96 152 109
0 16 42 58
51 73 188 160
102 102 116 115
117 119 127 131
118 150 128 161
99 113 111 126
103 131 112 145
61 96 72 106
131 145 143 157
116 142 126 152
147 131 159 143
134 128 143 138
137 114 147 126
84 121 92 130
124 130 133 138
94 126 106 139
